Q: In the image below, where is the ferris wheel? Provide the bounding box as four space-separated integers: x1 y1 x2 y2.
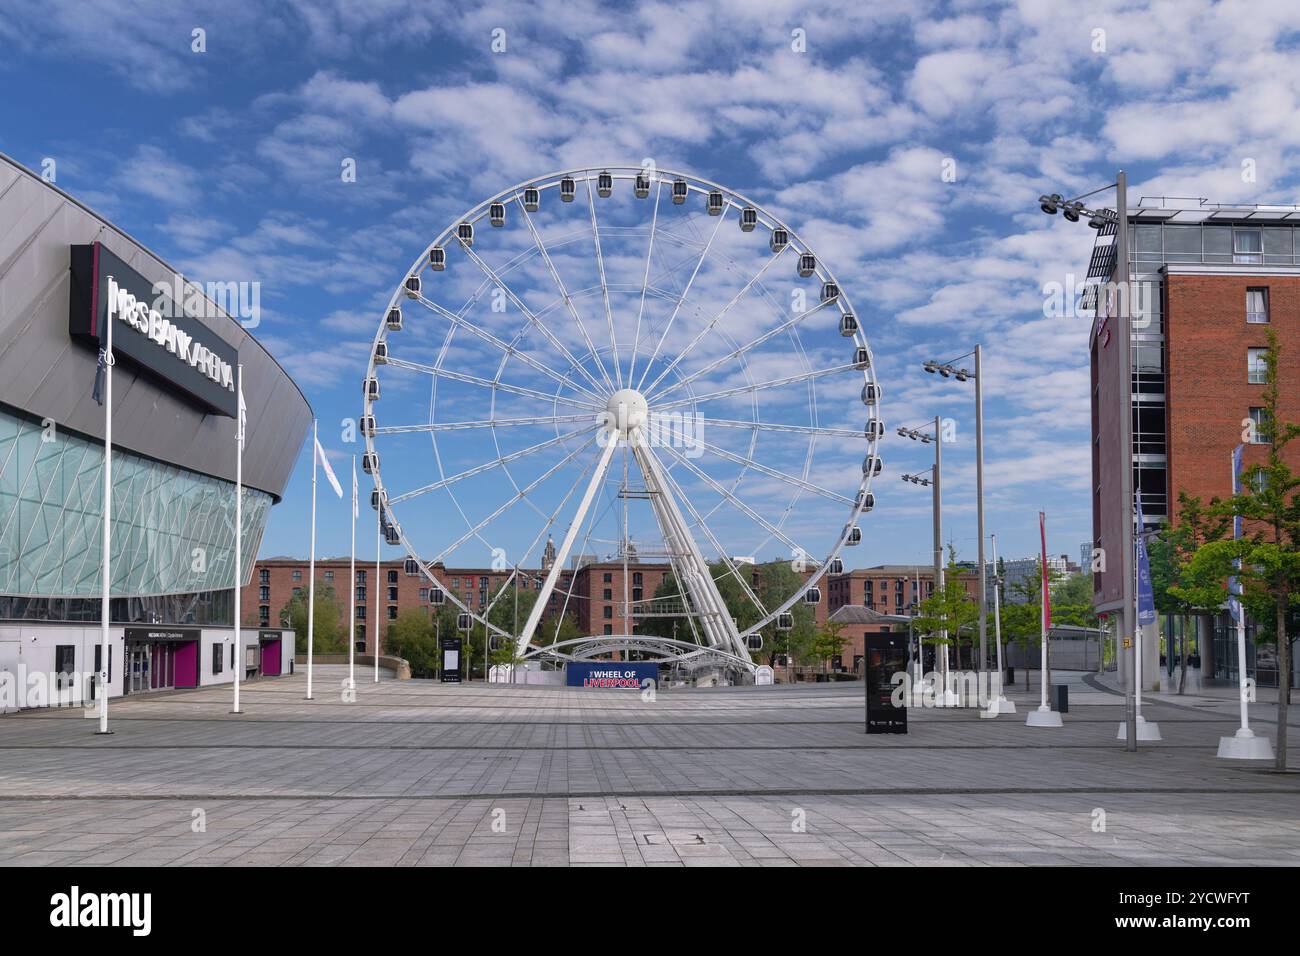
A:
361 166 882 674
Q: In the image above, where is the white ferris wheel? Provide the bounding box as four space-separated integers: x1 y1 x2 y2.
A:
361 166 882 678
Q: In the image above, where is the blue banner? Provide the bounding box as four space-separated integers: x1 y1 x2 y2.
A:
1135 492 1157 627
565 661 659 689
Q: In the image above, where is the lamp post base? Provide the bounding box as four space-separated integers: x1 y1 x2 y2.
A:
1116 716 1162 741
1217 728 1274 760
1025 706 1062 727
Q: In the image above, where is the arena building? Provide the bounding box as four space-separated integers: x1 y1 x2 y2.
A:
0 152 310 708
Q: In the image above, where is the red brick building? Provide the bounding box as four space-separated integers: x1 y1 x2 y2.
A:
1089 201 1300 686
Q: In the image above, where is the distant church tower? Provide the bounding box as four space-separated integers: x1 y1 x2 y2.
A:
541 535 556 572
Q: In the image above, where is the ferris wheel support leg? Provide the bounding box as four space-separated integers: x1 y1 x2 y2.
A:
514 434 620 657
632 438 751 666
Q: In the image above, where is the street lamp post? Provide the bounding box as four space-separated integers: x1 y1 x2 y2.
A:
923 347 987 676
1038 171 1138 751
900 416 955 705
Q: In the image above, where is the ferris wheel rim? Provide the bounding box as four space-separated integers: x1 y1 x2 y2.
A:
362 165 882 648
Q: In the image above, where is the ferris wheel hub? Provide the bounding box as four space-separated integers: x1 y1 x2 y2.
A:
606 388 649 435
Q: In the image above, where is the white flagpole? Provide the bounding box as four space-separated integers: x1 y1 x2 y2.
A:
348 456 356 695
232 364 244 714
1027 510 1062 726
97 280 115 736
1219 445 1272 758
306 418 318 700
374 498 381 683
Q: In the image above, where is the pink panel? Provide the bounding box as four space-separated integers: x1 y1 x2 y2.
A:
174 641 199 688
261 639 282 677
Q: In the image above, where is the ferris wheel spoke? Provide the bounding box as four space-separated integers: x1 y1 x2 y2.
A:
655 454 766 615
511 191 618 395
683 432 856 505
429 434 598 564
641 245 789 396
659 444 807 559
384 357 601 412
635 203 728 392
409 293 603 404
586 176 622 389
697 416 865 439
457 242 608 398
390 426 590 505
650 297 838 404
626 180 664 387
374 413 594 435
654 361 858 412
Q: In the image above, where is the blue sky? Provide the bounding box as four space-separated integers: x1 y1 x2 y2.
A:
2 0 1298 573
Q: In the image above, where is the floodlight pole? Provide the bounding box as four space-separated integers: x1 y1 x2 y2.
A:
1116 170 1138 753
974 344 987 676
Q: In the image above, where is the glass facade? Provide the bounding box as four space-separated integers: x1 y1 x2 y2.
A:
1133 221 1300 266
0 407 269 601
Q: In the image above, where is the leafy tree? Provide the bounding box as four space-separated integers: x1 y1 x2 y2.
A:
281 585 345 655
1148 494 1232 692
806 621 846 675
386 608 438 677
1171 330 1298 771
912 558 978 672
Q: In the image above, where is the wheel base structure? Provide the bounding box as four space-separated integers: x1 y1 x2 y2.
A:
979 696 1016 718
1217 728 1274 760
1025 706 1063 727
1116 716 1162 741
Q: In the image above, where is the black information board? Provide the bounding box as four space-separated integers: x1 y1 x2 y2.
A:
440 636 463 683
865 634 908 734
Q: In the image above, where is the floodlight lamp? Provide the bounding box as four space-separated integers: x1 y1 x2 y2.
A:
1039 193 1061 215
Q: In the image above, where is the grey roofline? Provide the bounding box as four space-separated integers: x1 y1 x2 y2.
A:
0 149 314 420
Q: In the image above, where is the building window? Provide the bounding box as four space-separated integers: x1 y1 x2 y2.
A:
388 570 398 584
632 587 643 602
478 576 488 588
632 572 643 586
603 606 613 619
259 569 269 585
259 586 270 601
259 605 269 624
1234 228 1262 264
356 586 366 602
357 606 366 620
388 587 398 601
419 588 429 601
213 644 223 675
603 572 612 583
603 625 613 635
292 586 303 597
229 644 236 668
1248 348 1269 384
54 645 74 688
603 588 612 600
292 570 302 582
1249 407 1272 444
1246 288 1269 324
451 577 460 588
388 606 397 620
324 570 334 582
356 570 366 584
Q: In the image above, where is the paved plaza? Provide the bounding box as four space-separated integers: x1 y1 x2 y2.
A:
0 665 1297 866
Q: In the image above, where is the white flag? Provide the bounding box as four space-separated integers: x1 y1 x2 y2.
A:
351 457 359 518
315 436 343 498
237 381 247 450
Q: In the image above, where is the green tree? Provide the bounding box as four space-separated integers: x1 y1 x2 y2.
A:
281 585 345 655
1148 493 1232 693
912 558 978 672
386 608 438 677
1171 330 1299 771
806 620 847 675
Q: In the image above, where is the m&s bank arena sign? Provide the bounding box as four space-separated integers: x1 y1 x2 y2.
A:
566 662 659 689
